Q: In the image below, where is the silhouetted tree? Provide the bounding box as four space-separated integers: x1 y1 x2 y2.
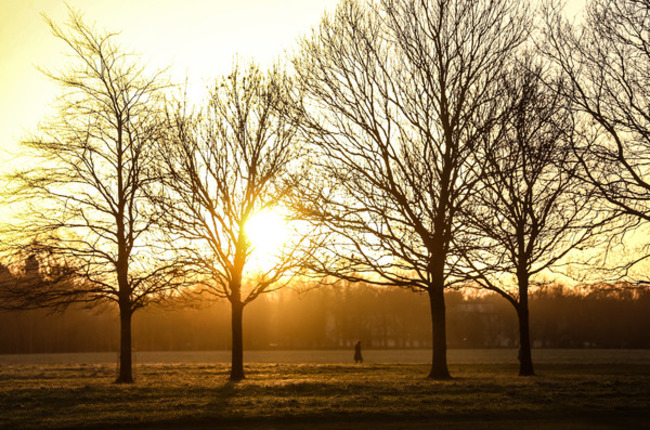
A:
291 0 528 378
153 63 316 381
457 59 610 375
1 9 181 383
542 0 650 280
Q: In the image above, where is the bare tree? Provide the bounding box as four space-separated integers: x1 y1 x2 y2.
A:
153 63 315 381
457 59 611 375
1 10 180 383
291 0 528 379
542 0 650 279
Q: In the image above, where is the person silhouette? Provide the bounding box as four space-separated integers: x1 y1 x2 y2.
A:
354 340 363 364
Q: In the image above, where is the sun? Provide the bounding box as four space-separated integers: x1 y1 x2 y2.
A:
244 208 289 270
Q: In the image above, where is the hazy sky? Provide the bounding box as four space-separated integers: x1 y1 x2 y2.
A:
0 0 340 161
0 0 586 161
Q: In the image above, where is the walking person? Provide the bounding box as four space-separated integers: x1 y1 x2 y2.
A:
354 340 363 364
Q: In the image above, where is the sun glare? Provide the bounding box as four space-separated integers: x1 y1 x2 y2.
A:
244 208 290 270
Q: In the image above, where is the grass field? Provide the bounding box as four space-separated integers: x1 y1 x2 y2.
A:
0 350 649 429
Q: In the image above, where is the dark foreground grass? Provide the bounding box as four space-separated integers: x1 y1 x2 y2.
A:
1 361 649 429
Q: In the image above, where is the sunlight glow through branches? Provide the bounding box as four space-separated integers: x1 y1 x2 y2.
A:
244 208 290 272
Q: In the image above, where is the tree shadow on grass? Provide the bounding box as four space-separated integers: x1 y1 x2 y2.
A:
202 380 241 414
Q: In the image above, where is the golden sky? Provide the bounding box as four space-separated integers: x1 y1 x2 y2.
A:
0 0 340 160
0 0 585 162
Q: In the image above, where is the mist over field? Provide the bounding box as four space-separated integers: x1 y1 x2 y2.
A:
3 348 650 366
2 285 649 355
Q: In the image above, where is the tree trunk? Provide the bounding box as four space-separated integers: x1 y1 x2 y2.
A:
115 191 133 383
516 268 534 376
517 304 535 376
428 287 451 379
116 306 134 383
230 300 245 381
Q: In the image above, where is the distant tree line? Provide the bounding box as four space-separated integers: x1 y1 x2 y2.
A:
1 284 648 354
2 0 650 383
